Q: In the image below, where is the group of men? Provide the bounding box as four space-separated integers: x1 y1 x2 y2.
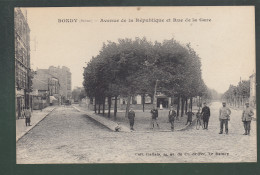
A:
127 101 255 135
217 101 254 135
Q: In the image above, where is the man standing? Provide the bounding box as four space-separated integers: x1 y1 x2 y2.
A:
150 106 159 129
219 102 231 134
242 102 254 135
168 106 176 131
25 107 32 126
128 107 135 131
201 102 211 130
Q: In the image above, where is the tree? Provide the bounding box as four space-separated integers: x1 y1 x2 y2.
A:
83 37 207 119
223 80 250 107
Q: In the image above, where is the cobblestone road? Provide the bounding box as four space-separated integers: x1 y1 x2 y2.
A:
17 102 257 163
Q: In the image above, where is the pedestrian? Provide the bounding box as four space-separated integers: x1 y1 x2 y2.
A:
186 108 194 126
115 123 122 132
219 102 231 134
196 109 202 129
201 102 211 130
160 102 163 110
128 107 135 131
242 102 254 135
25 107 32 126
168 106 176 131
150 106 159 129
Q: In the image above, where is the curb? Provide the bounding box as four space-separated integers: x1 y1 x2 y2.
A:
176 117 197 131
16 107 57 142
73 106 198 133
73 106 131 132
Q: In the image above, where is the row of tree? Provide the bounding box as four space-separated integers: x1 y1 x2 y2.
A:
83 37 210 119
71 87 86 103
222 80 250 107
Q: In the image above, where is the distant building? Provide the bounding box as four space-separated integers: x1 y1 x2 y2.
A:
15 8 31 119
48 66 72 101
249 73 256 107
33 66 71 104
32 69 60 106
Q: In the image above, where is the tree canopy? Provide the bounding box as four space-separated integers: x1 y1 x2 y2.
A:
83 37 208 116
222 80 250 107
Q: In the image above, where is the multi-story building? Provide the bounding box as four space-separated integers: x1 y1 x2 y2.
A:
32 69 60 107
48 66 72 102
33 66 71 104
15 8 31 119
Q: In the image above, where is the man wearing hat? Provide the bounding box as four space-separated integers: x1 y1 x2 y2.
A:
150 105 159 129
242 102 254 135
219 102 231 134
201 102 211 130
128 107 135 131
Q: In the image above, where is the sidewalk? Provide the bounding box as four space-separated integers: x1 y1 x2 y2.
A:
73 105 199 132
16 106 56 141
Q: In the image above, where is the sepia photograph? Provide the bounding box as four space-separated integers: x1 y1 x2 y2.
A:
15 6 256 164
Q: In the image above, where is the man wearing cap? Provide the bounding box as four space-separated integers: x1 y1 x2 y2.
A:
242 102 254 135
201 102 211 129
128 107 135 131
219 102 231 134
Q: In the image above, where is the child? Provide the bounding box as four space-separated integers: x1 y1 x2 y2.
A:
186 109 194 126
196 109 202 129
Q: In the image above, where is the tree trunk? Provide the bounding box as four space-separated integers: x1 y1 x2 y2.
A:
185 98 188 113
114 96 117 119
94 96 97 113
181 97 185 117
108 97 111 118
102 97 105 116
190 97 193 111
98 100 101 114
177 95 180 119
125 96 131 118
142 94 145 112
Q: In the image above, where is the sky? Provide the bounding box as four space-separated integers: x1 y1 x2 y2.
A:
24 6 255 94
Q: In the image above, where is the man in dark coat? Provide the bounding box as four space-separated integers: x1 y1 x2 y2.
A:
150 106 159 129
128 107 135 130
168 106 176 131
201 102 210 130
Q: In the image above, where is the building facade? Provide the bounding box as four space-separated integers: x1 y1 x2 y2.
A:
32 69 61 108
15 8 31 119
33 66 71 104
48 66 72 102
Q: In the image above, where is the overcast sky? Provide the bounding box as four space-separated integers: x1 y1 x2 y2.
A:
24 6 255 94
